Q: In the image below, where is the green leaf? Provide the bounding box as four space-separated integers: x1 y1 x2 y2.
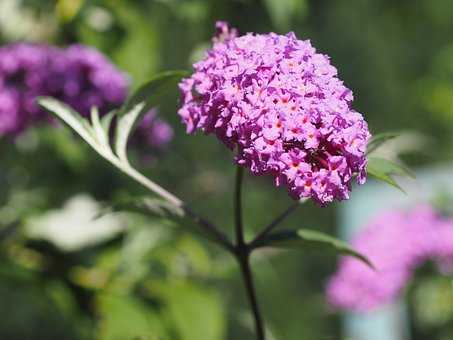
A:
97 293 167 340
263 0 308 31
38 97 117 163
101 110 116 133
0 222 19 242
100 196 185 221
39 71 188 165
256 229 374 269
38 97 98 150
115 102 146 164
114 70 187 163
98 197 230 248
366 132 399 155
367 156 414 192
119 70 188 116
154 281 226 340
90 107 109 147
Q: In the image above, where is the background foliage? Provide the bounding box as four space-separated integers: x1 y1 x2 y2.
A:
1 0 453 339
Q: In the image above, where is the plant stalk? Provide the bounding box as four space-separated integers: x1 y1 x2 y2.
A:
250 202 300 249
234 166 266 340
234 166 245 246
238 251 265 340
117 163 234 252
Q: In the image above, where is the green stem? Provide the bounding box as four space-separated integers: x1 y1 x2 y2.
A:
234 166 245 246
108 160 234 252
249 202 300 249
238 252 265 340
234 166 266 340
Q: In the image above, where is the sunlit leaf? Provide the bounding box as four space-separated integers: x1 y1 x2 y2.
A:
255 229 374 269
366 132 399 155
38 97 98 150
101 110 116 133
38 70 187 165
38 97 117 165
90 107 109 147
115 102 145 164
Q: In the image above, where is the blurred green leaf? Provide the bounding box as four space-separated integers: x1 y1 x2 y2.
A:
156 281 226 340
97 293 167 340
101 196 184 221
119 70 187 116
263 0 307 31
367 156 414 192
255 229 374 269
412 276 453 328
107 3 160 84
366 132 399 155
99 196 226 245
56 0 85 22
0 221 19 243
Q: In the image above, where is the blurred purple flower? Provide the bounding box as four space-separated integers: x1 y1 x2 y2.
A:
0 42 172 150
326 205 453 312
56 44 129 117
134 109 174 148
0 43 60 134
178 22 370 205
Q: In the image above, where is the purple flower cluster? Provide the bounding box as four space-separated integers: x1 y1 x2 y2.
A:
133 109 174 148
53 44 129 118
0 43 172 149
178 22 370 204
326 205 453 312
0 43 127 135
0 43 58 134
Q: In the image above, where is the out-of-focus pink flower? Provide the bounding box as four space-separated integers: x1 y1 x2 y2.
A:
326 205 453 312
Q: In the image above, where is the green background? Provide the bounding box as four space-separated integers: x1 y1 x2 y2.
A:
1 0 453 339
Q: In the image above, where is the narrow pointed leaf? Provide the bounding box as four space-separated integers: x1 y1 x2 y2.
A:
99 196 185 221
368 169 405 192
115 102 145 164
367 156 414 192
366 132 399 155
101 110 116 133
38 97 98 150
90 107 109 147
368 157 414 178
255 228 374 269
38 97 119 165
